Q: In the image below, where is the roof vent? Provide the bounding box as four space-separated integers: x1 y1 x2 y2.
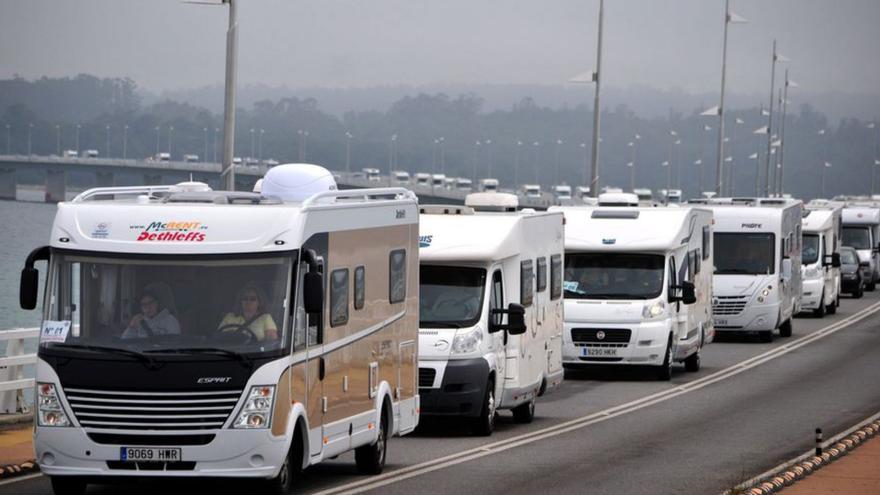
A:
260 163 337 202
591 209 640 219
598 192 639 207
465 192 519 212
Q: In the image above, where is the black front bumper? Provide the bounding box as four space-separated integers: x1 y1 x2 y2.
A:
419 358 489 418
842 276 862 293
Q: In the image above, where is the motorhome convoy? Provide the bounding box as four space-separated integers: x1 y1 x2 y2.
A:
417 193 564 434
701 197 804 342
800 201 843 316
20 164 420 494
841 204 880 291
550 205 713 379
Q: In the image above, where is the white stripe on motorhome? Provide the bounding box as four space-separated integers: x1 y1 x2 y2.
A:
304 310 406 362
313 300 880 495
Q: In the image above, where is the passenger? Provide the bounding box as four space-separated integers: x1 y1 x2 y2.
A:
217 284 278 341
122 290 181 339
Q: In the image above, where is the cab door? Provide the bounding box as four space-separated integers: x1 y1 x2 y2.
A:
488 268 506 388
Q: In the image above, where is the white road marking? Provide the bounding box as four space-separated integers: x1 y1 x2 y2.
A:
313 300 880 495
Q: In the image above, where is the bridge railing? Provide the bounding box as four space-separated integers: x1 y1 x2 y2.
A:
0 327 39 414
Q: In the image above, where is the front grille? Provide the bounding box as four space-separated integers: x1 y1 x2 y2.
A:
713 296 747 316
571 328 631 343
106 461 196 471
87 433 215 446
64 388 242 430
418 368 436 388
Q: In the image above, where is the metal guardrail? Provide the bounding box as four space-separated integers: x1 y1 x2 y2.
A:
0 327 39 414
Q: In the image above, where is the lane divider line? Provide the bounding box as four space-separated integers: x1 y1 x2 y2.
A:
312 301 880 495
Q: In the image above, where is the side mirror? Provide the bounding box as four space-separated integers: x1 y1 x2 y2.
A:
489 303 527 335
303 271 323 314
20 267 39 310
830 253 841 268
859 261 870 268
20 246 50 310
781 258 792 280
680 281 697 305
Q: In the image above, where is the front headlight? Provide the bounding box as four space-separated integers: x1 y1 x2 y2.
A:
37 383 71 427
452 328 483 355
642 300 667 320
757 285 773 303
233 385 275 429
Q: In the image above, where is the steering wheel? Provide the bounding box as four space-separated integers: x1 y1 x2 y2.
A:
217 323 257 344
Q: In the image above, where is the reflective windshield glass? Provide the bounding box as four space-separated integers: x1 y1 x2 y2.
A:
840 249 858 265
714 233 775 275
802 234 820 265
843 226 872 250
419 265 486 328
41 252 294 356
563 253 664 299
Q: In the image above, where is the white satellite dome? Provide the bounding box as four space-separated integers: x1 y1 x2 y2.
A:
260 163 338 202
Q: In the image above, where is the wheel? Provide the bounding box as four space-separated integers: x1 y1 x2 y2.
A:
760 330 774 343
50 477 87 495
472 378 496 436
265 449 294 494
779 319 793 338
867 280 876 291
855 287 864 299
655 338 673 381
813 292 826 318
512 397 536 424
827 295 838 315
684 348 701 372
355 405 388 475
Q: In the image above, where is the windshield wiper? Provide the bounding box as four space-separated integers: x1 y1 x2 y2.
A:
716 268 759 274
47 343 159 370
145 347 252 368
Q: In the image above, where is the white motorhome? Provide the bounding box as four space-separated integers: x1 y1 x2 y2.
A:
554 185 572 202
522 184 542 198
393 170 411 185
362 167 381 182
431 174 447 189
800 201 843 316
550 205 713 379
633 188 654 205
455 178 473 192
704 198 804 341
417 193 564 434
19 165 420 493
841 206 880 291
414 173 431 187
156 152 171 162
479 178 499 192
62 150 78 159
84 149 99 159
575 186 591 201
183 154 200 163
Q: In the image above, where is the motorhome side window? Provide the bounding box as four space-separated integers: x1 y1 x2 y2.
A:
521 260 534 307
667 257 677 302
536 257 547 292
490 271 503 326
550 254 562 300
354 266 365 310
702 226 711 260
330 268 349 327
389 249 406 303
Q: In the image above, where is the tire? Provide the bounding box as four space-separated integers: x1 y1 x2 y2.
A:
856 287 864 299
50 477 87 495
827 295 838 315
684 347 701 372
779 319 793 338
813 292 826 318
512 397 536 424
655 338 673 381
472 378 497 436
355 403 389 475
867 280 876 291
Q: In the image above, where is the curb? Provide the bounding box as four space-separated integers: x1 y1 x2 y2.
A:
736 419 880 494
0 459 39 480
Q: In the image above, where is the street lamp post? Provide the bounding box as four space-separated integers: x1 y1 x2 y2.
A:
700 124 711 193
728 117 744 196
105 125 110 158
389 134 398 173
515 140 523 187
485 139 493 178
765 40 788 196
554 139 563 185
776 72 797 196
589 0 604 198
869 122 878 195
438 137 445 174
249 128 255 160
715 0 748 195
627 141 636 191
749 151 760 197
203 128 209 162
346 132 353 174
822 161 832 198
76 124 81 154
662 161 671 205
473 140 481 184
5 124 10 154
154 126 160 156
214 128 220 163
168 126 174 158
218 0 240 190
55 124 61 155
259 129 264 163
27 123 34 156
123 124 128 159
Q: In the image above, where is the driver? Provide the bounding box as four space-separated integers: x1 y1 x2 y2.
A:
122 290 181 339
217 284 278 341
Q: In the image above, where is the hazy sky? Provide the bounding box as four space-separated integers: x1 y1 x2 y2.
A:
1 0 878 98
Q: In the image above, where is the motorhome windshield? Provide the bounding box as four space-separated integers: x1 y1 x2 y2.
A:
563 253 664 299
714 233 775 275
843 226 872 250
39 251 293 359
802 234 820 265
419 265 487 328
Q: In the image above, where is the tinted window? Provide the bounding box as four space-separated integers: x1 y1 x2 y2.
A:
563 253 664 299
840 249 858 265
550 254 562 300
843 226 872 250
330 269 349 327
389 249 407 303
521 260 534 306
490 271 503 326
420 265 487 327
802 234 820 265
354 266 365 310
714 233 776 275
536 257 547 292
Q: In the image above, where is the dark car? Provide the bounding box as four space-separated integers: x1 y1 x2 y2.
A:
840 246 865 298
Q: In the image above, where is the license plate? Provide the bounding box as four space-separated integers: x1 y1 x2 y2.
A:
715 319 728 326
581 347 619 357
120 447 182 462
